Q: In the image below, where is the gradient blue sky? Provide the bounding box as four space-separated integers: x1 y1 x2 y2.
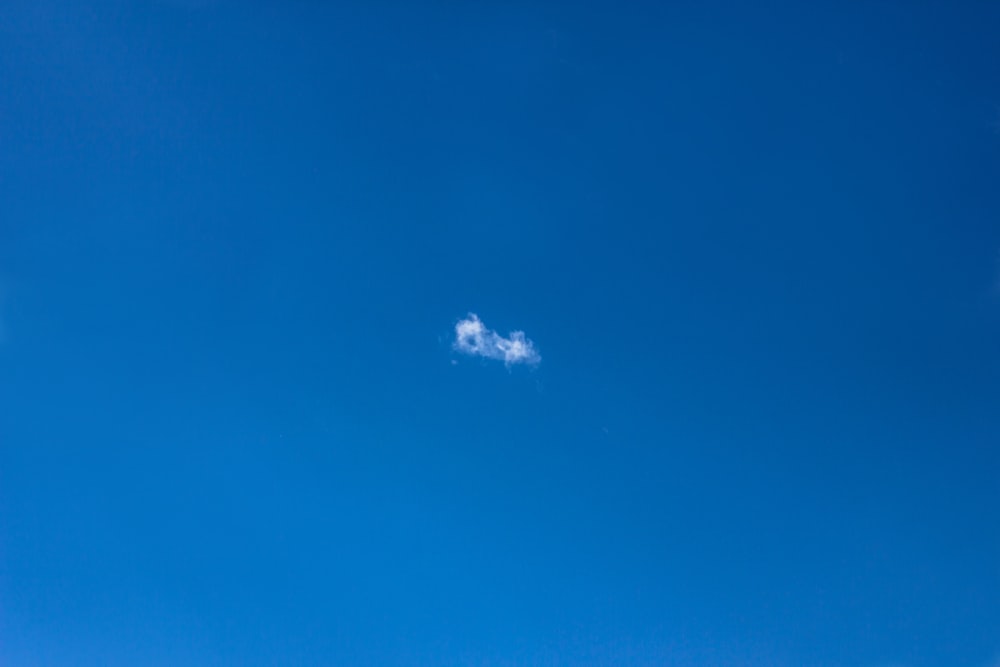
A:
2 2 1000 666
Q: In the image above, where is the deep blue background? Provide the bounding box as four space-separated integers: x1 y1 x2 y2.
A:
2 2 999 665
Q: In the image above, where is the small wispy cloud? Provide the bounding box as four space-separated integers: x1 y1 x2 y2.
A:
453 313 540 366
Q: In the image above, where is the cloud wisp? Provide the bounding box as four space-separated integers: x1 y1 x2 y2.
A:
453 313 540 367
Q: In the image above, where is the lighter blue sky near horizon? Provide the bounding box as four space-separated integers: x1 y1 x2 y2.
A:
1 1 1000 666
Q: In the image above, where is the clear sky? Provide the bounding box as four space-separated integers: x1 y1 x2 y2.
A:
1 2 999 666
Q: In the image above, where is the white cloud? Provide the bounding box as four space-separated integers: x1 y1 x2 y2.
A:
453 313 540 366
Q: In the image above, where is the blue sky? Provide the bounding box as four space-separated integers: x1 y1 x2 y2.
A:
1 1 999 666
